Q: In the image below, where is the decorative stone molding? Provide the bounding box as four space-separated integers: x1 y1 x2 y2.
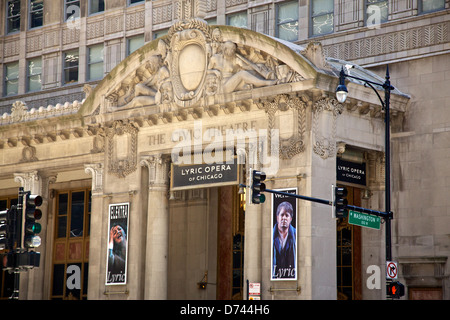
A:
14 171 42 194
84 163 104 195
13 171 56 198
0 100 83 125
323 21 449 61
176 0 206 20
106 120 139 179
258 94 309 160
312 97 344 159
104 20 302 111
140 154 171 190
20 146 38 163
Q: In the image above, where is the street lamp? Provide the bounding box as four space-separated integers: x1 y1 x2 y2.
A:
335 64 395 294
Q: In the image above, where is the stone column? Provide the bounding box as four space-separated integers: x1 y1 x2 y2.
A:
84 163 104 299
140 154 170 299
13 171 56 300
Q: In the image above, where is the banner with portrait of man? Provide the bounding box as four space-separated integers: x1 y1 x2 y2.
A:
271 188 297 281
106 202 129 285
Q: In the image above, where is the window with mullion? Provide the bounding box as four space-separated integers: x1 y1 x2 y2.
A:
127 35 145 56
88 44 104 81
89 0 105 15
311 0 334 36
276 1 299 42
27 57 42 92
63 49 79 85
5 62 19 96
420 0 445 13
227 11 248 28
29 0 44 29
6 0 21 34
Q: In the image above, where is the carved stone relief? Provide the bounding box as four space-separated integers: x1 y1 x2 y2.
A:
104 19 304 111
258 94 309 160
312 97 344 159
106 120 139 178
84 163 104 195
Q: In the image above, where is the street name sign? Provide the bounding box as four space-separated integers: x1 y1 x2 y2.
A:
348 210 381 230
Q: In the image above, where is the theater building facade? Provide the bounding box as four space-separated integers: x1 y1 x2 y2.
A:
0 14 411 300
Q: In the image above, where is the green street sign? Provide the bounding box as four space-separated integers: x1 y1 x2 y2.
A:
348 210 381 230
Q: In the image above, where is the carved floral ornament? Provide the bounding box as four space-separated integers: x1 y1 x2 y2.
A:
104 19 304 111
106 120 139 178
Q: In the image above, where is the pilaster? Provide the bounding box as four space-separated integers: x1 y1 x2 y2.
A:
140 153 170 299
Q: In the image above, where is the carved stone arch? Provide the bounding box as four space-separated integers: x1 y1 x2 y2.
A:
78 20 320 119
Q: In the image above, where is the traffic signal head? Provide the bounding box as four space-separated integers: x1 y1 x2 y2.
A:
0 206 17 251
23 192 43 249
0 209 9 250
251 170 266 204
333 186 348 219
387 281 405 299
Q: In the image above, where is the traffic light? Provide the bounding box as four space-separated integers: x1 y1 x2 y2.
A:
333 186 348 219
0 208 10 250
0 206 17 251
23 192 43 249
251 170 266 204
387 281 405 299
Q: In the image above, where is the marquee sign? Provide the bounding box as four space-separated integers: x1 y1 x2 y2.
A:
170 161 239 191
336 158 367 186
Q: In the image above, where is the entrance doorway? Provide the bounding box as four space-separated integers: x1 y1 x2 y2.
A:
336 186 362 300
217 186 245 300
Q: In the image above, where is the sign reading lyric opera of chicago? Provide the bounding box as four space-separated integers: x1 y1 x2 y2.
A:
170 160 239 191
336 158 367 186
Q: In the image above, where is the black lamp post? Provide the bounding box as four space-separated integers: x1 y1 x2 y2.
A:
336 65 395 278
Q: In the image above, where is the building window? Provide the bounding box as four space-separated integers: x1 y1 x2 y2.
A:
29 0 43 29
89 0 104 15
127 35 145 56
128 0 144 5
63 50 79 85
6 0 21 34
4 62 19 96
65 0 80 21
366 0 388 27
153 29 168 40
27 57 42 92
420 0 445 13
51 189 91 300
276 1 299 41
227 11 248 28
206 18 217 25
311 0 334 36
88 44 104 81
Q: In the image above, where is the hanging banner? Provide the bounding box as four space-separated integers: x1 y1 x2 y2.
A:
106 202 129 285
271 188 297 281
